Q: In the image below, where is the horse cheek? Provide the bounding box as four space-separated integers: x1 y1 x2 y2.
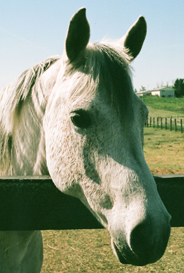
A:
45 118 85 195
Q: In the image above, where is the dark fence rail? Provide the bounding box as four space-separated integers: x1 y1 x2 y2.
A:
146 117 184 133
0 175 184 230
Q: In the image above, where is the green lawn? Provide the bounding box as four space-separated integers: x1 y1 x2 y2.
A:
144 127 184 174
41 228 184 272
141 96 184 118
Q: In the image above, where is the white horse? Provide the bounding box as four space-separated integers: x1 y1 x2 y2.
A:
0 8 171 272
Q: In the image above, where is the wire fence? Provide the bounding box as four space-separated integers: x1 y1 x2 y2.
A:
146 117 184 133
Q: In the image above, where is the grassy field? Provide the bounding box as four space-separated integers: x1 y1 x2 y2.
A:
144 127 184 174
41 124 184 272
141 96 184 118
41 228 184 273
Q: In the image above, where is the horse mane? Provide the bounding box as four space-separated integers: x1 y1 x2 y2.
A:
0 56 60 133
0 56 60 175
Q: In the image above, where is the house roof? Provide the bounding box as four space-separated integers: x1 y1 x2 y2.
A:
138 87 175 94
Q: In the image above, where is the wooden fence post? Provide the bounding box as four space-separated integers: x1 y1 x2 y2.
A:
181 119 183 133
145 116 183 134
165 118 167 130
174 119 177 132
146 117 148 127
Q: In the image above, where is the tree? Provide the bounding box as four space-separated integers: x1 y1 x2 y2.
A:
173 79 184 97
140 86 146 92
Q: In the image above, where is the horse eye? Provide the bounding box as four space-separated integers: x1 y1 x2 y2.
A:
71 110 91 129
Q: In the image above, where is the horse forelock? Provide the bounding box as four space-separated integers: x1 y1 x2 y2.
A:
65 41 134 120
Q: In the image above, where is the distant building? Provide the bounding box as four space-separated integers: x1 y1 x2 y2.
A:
137 87 175 98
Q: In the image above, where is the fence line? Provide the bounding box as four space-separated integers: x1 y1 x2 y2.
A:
146 117 184 133
0 175 184 230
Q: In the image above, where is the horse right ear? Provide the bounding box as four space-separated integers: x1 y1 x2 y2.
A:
65 8 90 62
122 16 147 61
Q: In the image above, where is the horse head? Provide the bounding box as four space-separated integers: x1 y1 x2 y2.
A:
44 8 171 266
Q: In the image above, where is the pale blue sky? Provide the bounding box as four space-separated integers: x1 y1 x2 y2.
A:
0 0 184 91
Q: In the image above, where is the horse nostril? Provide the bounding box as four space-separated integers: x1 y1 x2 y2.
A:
130 220 152 258
130 219 170 263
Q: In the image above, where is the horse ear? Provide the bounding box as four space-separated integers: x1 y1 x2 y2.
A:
65 8 90 62
122 16 147 61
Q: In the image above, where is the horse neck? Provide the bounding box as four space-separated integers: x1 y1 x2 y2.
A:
0 58 61 176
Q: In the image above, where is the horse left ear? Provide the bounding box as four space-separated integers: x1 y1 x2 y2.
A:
65 8 90 62
122 16 147 61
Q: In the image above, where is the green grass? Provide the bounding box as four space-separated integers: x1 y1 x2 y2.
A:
141 96 184 118
144 127 184 174
41 228 184 272
147 106 184 119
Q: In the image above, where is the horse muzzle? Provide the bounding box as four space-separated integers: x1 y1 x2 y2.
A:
110 217 171 266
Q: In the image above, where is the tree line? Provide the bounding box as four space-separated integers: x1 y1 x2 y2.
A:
173 79 184 98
